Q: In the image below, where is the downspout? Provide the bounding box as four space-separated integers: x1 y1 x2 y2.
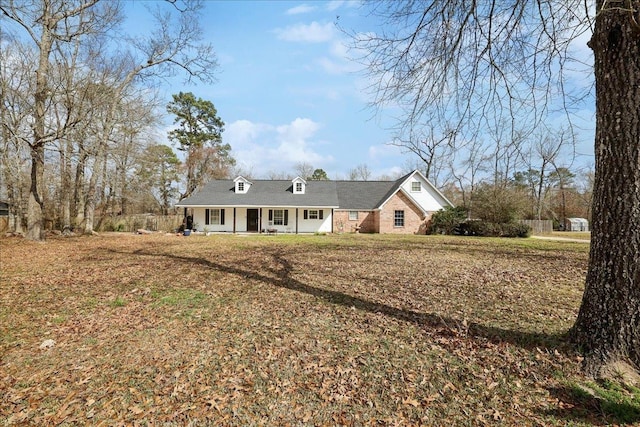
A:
233 207 236 233
296 208 299 234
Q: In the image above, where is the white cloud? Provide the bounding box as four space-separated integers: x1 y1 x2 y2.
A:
316 55 360 75
226 118 332 177
327 0 361 11
226 120 274 145
276 117 320 141
330 39 349 58
286 4 317 15
326 1 344 11
274 21 335 43
368 143 401 160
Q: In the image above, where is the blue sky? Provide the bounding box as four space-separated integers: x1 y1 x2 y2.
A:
127 0 404 180
125 1 595 181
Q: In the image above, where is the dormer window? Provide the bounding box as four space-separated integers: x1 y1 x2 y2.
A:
234 176 251 194
292 176 306 194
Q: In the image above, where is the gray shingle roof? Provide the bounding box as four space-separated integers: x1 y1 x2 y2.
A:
337 171 414 210
177 171 423 210
334 180 396 210
177 180 339 207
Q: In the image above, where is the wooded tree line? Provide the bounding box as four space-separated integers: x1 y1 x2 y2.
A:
0 0 233 237
426 127 595 226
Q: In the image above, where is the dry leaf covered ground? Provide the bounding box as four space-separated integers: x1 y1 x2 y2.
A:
1 233 637 426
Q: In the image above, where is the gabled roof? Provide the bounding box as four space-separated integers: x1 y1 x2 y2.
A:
377 170 454 210
177 179 339 208
177 170 453 211
334 180 400 210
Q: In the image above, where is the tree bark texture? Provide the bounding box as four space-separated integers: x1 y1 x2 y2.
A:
27 10 54 241
573 0 640 375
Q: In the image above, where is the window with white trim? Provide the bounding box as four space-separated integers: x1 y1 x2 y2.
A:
273 209 284 225
303 209 324 220
205 208 225 225
211 209 220 224
349 211 358 221
295 182 303 192
237 182 244 192
394 210 405 227
411 181 421 192
269 209 288 226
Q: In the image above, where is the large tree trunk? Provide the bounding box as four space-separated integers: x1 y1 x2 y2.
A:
27 134 46 241
73 147 87 230
26 14 53 241
572 1 640 377
60 139 72 234
84 147 106 234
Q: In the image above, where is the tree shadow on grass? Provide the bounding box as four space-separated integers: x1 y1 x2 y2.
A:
117 246 568 353
104 245 633 425
545 385 640 426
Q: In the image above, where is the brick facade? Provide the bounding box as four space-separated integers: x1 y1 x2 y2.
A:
379 192 429 234
333 192 431 234
333 210 379 233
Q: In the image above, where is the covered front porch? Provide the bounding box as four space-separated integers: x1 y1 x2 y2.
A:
182 207 333 234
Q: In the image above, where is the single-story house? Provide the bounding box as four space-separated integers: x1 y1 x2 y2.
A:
176 170 453 234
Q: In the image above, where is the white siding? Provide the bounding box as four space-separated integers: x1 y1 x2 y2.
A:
235 208 248 232
296 209 332 233
192 208 234 232
191 207 333 233
400 174 450 212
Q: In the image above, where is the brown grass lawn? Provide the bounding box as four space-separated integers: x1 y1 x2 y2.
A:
0 233 637 426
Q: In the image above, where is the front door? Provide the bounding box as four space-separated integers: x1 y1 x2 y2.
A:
247 209 259 232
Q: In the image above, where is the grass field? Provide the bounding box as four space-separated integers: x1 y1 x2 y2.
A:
1 233 638 426
549 232 592 241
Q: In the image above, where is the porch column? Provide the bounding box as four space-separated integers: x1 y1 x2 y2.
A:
233 208 236 233
295 208 299 234
331 209 334 233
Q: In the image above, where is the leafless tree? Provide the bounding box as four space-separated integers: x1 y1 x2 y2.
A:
520 127 570 219
294 162 315 180
446 137 489 217
348 163 373 180
1 0 120 240
0 37 34 233
1 0 219 237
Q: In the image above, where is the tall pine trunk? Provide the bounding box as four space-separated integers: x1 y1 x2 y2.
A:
572 1 640 376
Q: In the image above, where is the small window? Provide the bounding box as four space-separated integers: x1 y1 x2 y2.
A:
296 182 303 192
411 182 421 192
394 210 405 227
303 209 324 220
238 182 244 192
349 211 358 221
